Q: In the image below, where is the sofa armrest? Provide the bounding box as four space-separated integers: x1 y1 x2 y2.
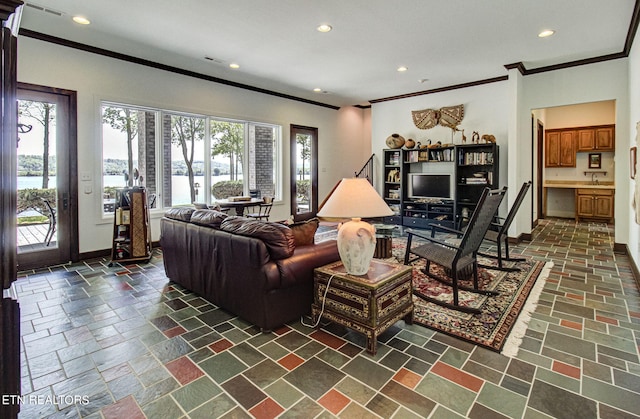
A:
275 240 340 289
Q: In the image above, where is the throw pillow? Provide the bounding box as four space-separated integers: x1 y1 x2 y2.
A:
220 216 295 260
190 209 228 229
164 207 195 222
287 218 319 246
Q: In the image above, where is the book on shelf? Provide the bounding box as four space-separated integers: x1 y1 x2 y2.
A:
405 148 453 162
458 151 494 165
464 178 488 184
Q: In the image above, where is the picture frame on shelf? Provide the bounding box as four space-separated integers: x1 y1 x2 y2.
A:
588 153 601 169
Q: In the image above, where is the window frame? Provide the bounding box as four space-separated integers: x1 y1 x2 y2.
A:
99 100 282 219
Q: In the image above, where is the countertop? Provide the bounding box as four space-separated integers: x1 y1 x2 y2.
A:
543 180 616 190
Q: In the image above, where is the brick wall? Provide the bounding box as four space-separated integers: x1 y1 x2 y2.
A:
249 125 274 197
161 114 173 208
137 111 157 206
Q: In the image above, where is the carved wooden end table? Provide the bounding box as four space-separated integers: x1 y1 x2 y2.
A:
312 259 413 355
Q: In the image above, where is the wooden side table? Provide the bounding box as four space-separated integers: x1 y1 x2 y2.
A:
312 259 413 355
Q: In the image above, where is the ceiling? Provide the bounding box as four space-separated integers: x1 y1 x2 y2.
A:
19 0 637 108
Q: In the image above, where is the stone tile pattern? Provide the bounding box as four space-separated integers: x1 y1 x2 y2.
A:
15 219 640 418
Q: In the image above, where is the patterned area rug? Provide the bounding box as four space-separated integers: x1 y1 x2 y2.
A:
390 236 551 353
313 225 551 353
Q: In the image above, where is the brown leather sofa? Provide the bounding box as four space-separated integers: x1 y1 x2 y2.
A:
160 208 339 331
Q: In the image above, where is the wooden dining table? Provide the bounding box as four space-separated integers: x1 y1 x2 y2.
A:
212 198 264 216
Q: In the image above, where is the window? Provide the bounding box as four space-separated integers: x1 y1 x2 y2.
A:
102 104 158 214
163 113 206 207
101 102 281 215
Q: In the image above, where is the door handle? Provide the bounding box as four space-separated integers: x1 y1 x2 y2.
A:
62 192 69 210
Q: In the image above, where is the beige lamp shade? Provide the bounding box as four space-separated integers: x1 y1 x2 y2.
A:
317 178 393 219
317 178 393 275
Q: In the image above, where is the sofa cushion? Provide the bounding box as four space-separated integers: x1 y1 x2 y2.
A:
190 209 228 228
285 217 319 246
221 216 295 260
164 207 195 222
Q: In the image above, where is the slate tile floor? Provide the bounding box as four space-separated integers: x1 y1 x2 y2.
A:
14 218 640 418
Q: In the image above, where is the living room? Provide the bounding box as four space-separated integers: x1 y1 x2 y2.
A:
3 1 640 418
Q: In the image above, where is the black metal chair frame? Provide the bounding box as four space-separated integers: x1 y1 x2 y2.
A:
430 181 531 272
404 187 507 313
246 202 273 221
478 181 531 270
42 198 56 246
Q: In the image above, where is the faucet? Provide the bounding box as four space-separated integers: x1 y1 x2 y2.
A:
591 173 599 185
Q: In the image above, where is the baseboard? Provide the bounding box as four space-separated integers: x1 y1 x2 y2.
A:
79 248 111 260
618 243 640 290
79 241 161 262
508 232 532 244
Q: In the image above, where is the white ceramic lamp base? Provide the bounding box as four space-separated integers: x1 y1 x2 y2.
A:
336 218 376 275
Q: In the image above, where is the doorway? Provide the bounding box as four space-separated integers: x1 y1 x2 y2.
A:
16 83 78 270
290 125 318 221
533 100 616 222
536 119 544 224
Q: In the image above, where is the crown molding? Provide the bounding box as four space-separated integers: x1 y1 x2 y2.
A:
0 0 22 23
19 29 342 111
369 76 508 104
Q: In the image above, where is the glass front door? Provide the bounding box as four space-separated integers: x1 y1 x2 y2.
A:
290 125 318 220
16 86 76 269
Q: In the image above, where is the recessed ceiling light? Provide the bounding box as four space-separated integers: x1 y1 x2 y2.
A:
397 66 408 72
538 29 555 38
229 63 240 69
313 88 323 92
317 24 332 33
72 16 90 25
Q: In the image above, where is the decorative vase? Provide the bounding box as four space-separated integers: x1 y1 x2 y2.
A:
336 218 376 275
385 133 405 149
405 138 416 149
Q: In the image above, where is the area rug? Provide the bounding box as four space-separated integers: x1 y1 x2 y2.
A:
390 236 552 353
313 226 551 354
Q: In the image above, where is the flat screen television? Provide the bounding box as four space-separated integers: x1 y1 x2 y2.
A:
408 173 451 199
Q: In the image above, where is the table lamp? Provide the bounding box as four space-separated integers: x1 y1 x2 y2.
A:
317 178 394 275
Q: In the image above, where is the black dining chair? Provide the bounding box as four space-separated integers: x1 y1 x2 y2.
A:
404 187 507 313
246 201 273 221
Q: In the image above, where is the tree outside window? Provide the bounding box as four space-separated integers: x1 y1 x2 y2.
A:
101 101 281 213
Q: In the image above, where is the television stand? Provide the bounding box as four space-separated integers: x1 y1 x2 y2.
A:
402 199 454 230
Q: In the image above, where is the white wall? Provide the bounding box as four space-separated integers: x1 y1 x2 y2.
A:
370 59 630 244
17 37 367 254
628 30 640 267
371 81 510 215
517 59 630 243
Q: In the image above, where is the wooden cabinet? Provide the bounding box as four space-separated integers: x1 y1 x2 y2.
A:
575 188 614 223
576 125 615 151
110 186 152 265
545 130 576 167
